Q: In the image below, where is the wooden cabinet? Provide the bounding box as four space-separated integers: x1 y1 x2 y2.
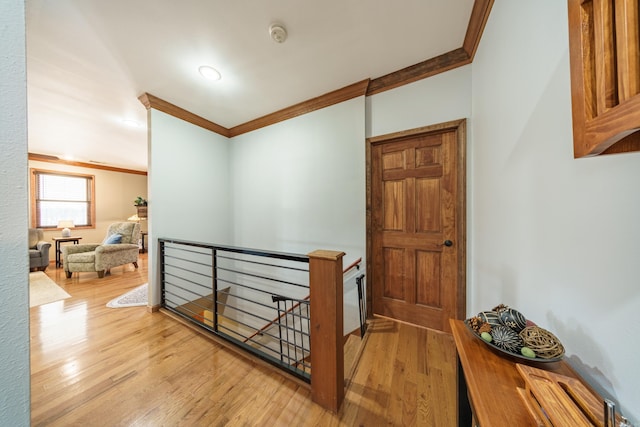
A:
568 0 640 157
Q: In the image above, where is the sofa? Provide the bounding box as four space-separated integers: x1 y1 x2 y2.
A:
63 222 140 278
29 228 51 271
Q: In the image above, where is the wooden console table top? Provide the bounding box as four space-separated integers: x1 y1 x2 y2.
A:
450 319 599 426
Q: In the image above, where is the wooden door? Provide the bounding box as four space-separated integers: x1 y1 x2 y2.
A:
368 120 466 333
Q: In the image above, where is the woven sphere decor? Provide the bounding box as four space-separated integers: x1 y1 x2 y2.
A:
519 326 565 359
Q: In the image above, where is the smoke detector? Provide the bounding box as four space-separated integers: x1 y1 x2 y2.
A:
269 24 287 43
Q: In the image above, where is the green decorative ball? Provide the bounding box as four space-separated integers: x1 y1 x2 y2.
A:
521 346 536 358
481 332 492 343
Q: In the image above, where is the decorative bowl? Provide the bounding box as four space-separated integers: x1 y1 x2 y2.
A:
464 306 564 363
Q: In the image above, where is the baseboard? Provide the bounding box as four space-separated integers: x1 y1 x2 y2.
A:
147 304 161 313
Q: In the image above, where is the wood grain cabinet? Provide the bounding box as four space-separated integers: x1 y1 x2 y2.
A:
568 0 640 157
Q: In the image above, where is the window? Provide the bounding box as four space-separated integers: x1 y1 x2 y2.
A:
31 169 95 229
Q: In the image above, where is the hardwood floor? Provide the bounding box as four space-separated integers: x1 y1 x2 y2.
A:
31 254 458 426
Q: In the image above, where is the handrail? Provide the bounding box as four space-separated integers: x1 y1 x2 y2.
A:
159 238 310 263
343 257 362 274
244 295 310 343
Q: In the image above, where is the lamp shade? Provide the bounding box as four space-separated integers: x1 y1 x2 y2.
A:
57 220 74 237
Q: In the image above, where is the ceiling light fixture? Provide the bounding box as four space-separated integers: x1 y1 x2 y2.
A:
122 119 141 127
269 23 287 43
198 65 222 81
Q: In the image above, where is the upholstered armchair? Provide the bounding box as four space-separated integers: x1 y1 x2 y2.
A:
63 222 140 278
29 228 51 271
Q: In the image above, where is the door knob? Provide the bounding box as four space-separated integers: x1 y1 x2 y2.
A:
443 240 453 247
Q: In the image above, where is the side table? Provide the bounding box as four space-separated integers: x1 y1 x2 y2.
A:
52 236 82 268
140 232 148 253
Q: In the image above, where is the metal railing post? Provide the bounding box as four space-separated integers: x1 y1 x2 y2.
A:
213 248 218 332
356 273 367 338
160 240 166 306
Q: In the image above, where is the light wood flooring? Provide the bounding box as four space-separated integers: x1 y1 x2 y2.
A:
31 254 458 426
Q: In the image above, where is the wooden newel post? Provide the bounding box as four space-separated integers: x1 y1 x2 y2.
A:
308 249 345 413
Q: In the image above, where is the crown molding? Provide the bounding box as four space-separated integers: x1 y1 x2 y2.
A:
138 93 229 137
367 0 493 96
228 79 370 137
367 48 471 96
28 153 147 176
463 0 494 60
140 80 370 138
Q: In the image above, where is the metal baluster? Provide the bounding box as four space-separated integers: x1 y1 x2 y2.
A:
356 274 366 337
298 302 304 372
213 248 218 333
273 297 284 365
284 298 291 366
291 300 298 368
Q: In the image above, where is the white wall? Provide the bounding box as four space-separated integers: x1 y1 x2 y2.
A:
149 98 367 332
471 1 640 422
367 64 471 138
230 97 366 260
148 110 231 304
0 0 31 424
230 98 366 333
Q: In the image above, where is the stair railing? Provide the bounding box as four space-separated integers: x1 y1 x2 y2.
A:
243 257 363 345
158 239 346 413
271 294 311 374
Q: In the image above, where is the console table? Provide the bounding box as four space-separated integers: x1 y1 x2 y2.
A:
52 236 82 268
450 319 606 426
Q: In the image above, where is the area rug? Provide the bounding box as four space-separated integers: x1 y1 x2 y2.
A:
29 271 71 308
107 283 148 308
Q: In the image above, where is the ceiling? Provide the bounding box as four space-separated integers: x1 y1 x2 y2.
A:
26 1 476 172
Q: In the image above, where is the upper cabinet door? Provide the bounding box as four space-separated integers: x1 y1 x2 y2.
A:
567 0 640 157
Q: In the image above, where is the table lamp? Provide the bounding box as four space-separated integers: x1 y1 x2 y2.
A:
57 220 74 237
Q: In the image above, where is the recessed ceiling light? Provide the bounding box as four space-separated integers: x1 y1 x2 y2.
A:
198 65 222 81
